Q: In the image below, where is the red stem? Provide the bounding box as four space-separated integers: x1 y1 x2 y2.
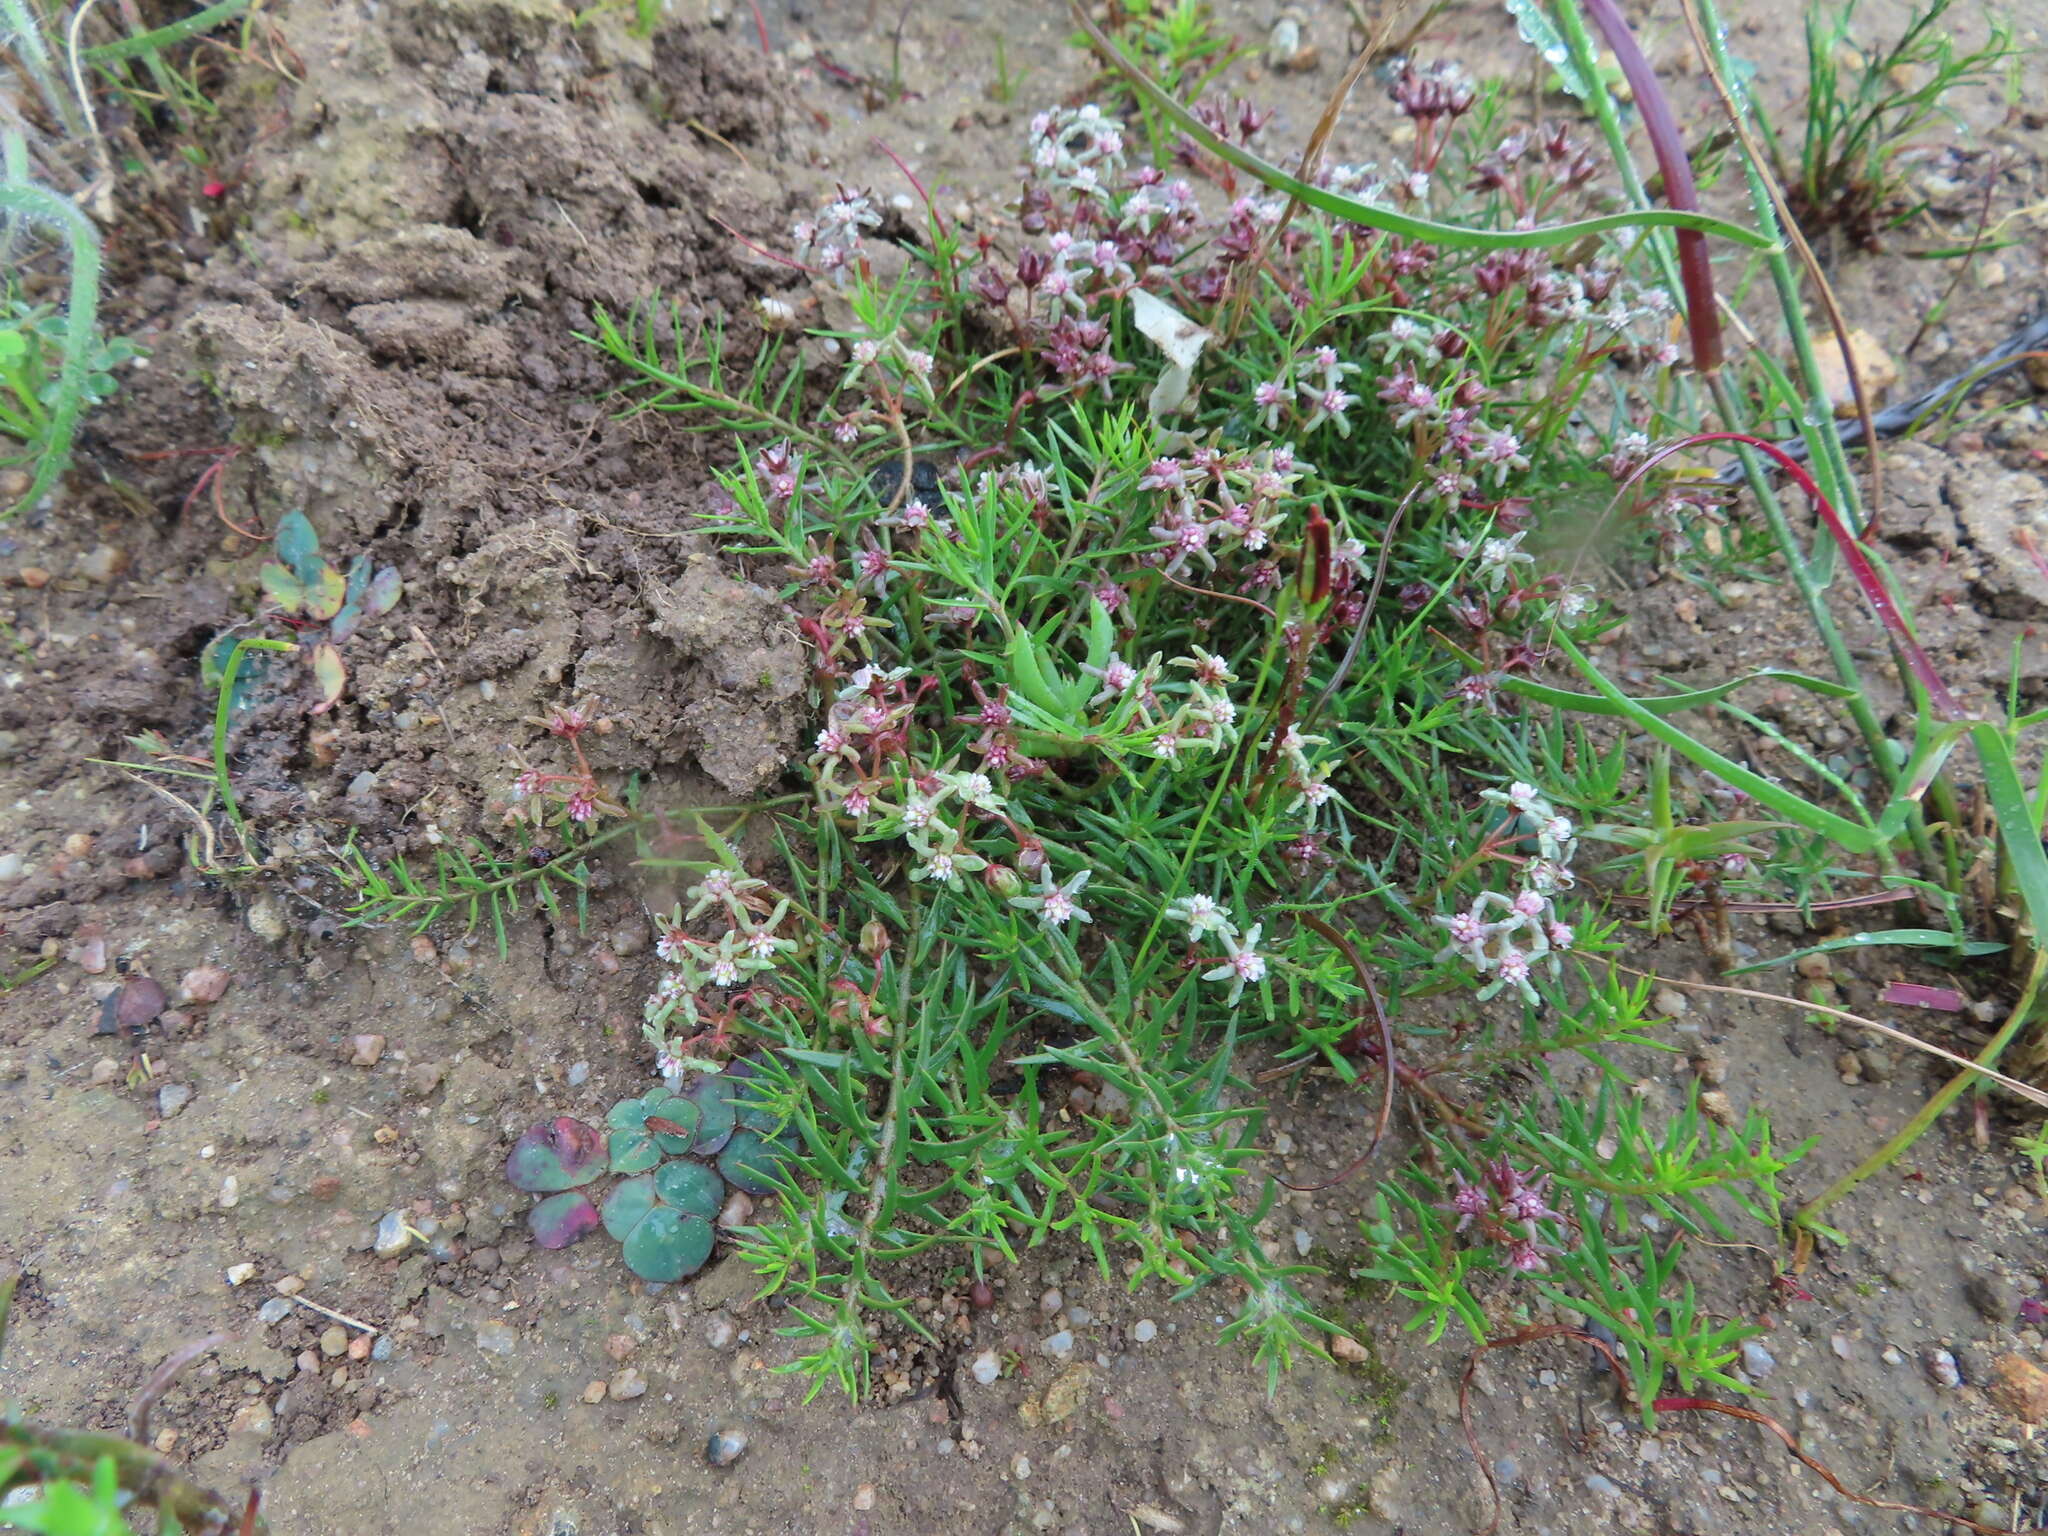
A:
1579 0 1724 374
1649 431 1963 719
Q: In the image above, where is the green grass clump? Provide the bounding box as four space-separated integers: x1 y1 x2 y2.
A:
1753 0 2019 250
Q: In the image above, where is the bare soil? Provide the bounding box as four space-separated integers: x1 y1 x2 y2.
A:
4 1 2048 1533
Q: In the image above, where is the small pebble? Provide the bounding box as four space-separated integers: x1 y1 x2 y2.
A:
257 1299 293 1325
1926 1348 1962 1388
970 1349 1001 1386
1011 1453 1032 1480
853 1484 876 1510
1330 1333 1368 1364
180 964 231 1004
374 1211 413 1258
1585 1474 1622 1498
1830 1333 1854 1360
1966 1273 2018 1324
1881 1345 1904 1366
246 899 287 943
1652 987 1689 1017
705 1314 736 1349
476 1321 516 1355
1741 1340 1776 1379
1131 1319 1157 1344
219 1176 239 1209
610 1367 647 1400
89 1057 121 1086
350 1034 385 1067
1292 1227 1313 1257
582 1380 608 1404
371 1336 393 1362
225 1263 256 1286
706 1428 748 1467
1064 1305 1092 1327
1038 1288 1063 1316
347 1333 372 1361
567 1060 590 1087
320 1326 348 1358
274 1275 305 1296
158 1083 191 1118
1040 1330 1074 1360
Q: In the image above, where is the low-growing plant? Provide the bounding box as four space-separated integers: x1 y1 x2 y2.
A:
503 1068 798 1282
0 292 138 488
0 178 109 516
557 20 1843 1405
211 508 402 712
1750 0 2019 249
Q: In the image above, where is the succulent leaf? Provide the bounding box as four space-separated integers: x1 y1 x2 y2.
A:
274 510 323 587
606 1093 702 1170
607 1128 662 1176
620 1207 714 1282
653 1158 726 1221
602 1175 658 1240
683 1073 738 1155
259 562 305 614
505 1116 606 1191
365 565 403 617
310 642 347 713
528 1191 600 1248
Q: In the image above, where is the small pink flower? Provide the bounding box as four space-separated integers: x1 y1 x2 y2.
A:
566 790 596 822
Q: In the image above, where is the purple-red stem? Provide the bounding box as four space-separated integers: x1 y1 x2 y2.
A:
1579 0 1724 374
1666 431 1963 718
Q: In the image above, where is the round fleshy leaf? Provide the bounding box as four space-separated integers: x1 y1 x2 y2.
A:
605 1093 700 1170
683 1074 738 1155
620 1207 715 1283
608 1093 700 1150
529 1191 600 1249
608 1127 662 1176
603 1175 658 1240
718 1126 796 1196
506 1117 606 1192
641 1093 702 1153
654 1159 726 1221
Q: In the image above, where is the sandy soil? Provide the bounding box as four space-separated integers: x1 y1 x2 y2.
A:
3 1 2047 1532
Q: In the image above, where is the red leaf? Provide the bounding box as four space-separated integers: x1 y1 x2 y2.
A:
1880 981 1965 1012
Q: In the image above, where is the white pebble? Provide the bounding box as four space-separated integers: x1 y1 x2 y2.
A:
1132 1319 1157 1343
225 1263 256 1286
1040 1330 1074 1360
970 1349 1001 1386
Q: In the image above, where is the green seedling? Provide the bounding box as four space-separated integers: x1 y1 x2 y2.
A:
209 509 400 712
0 296 138 482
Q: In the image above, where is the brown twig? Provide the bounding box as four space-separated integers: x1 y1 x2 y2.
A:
1614 962 2048 1108
128 1330 231 1442
1280 914 1396 1190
